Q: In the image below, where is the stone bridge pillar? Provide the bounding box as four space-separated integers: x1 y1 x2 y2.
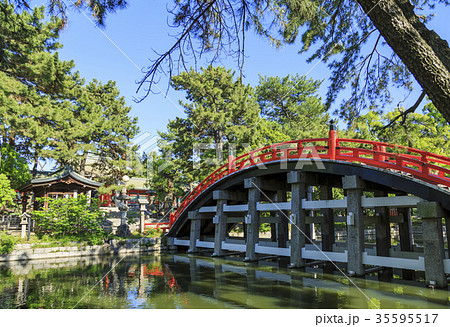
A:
188 210 201 254
320 184 334 252
374 190 391 258
397 207 415 279
213 197 227 257
398 207 414 251
342 175 365 276
446 216 450 260
275 190 289 248
244 177 261 261
287 171 307 268
417 202 447 288
374 190 392 281
211 190 246 257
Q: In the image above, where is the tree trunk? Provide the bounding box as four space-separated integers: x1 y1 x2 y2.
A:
216 129 224 164
167 176 174 207
357 0 450 122
32 159 38 177
79 152 88 176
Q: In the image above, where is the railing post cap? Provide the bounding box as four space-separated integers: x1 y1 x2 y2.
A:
329 120 336 131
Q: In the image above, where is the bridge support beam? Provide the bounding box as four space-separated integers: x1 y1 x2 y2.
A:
418 202 448 288
188 211 201 254
320 184 334 252
244 177 261 261
270 222 277 242
212 191 228 257
374 190 392 281
398 208 414 251
446 216 450 259
398 207 414 279
374 191 391 257
343 175 365 276
276 190 289 248
288 171 307 268
268 192 277 243
307 186 315 243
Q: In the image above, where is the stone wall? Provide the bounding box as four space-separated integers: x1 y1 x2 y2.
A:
0 238 164 263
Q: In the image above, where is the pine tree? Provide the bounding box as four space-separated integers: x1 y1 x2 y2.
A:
155 66 262 200
0 2 139 182
256 74 329 140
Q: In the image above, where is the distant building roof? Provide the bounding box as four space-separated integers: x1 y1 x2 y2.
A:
19 166 102 193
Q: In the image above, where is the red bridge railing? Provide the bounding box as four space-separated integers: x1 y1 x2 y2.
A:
168 129 450 229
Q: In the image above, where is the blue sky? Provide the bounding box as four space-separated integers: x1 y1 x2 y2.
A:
36 1 450 151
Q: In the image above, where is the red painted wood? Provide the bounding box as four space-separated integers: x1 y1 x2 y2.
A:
168 137 450 230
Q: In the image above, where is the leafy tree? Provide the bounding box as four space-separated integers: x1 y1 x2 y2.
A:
3 0 128 28
51 80 139 182
253 118 291 144
154 67 330 198
32 195 106 244
10 1 450 124
148 151 179 213
350 103 450 155
153 66 263 201
0 2 82 174
0 1 79 97
165 66 261 174
170 66 261 161
256 74 329 139
0 174 16 213
0 144 31 189
0 2 139 181
131 0 450 126
0 231 16 254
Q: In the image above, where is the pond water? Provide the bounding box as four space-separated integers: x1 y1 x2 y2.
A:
0 252 449 309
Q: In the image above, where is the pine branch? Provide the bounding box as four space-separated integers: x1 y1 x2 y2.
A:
383 91 426 129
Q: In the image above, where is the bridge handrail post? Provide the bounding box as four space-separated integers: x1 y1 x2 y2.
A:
328 121 337 160
228 154 235 174
380 145 386 162
421 154 430 176
169 212 175 228
373 144 379 161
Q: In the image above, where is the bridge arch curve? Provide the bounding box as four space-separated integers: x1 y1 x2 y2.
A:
165 133 450 287
167 159 450 237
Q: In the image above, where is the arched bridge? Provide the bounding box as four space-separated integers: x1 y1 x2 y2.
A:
165 129 450 288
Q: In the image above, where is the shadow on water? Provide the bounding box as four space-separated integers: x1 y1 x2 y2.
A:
0 252 448 309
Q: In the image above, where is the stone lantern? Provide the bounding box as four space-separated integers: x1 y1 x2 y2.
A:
137 198 149 234
116 175 131 237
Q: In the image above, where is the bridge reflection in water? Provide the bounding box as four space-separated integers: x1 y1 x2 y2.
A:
1 253 449 309
166 253 450 309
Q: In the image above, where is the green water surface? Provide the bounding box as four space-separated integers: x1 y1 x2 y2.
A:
0 253 449 309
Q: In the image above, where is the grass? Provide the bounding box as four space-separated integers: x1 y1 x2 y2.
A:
16 234 95 248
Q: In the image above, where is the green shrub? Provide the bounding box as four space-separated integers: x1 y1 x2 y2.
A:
32 195 106 244
0 232 16 255
126 210 139 225
0 174 17 213
146 227 163 238
259 223 271 233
